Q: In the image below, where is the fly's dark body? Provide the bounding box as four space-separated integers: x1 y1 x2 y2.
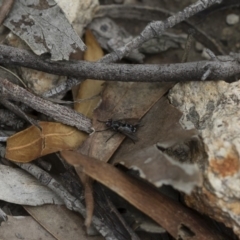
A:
97 118 139 143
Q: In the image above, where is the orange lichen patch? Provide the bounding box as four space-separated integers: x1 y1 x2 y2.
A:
209 154 239 177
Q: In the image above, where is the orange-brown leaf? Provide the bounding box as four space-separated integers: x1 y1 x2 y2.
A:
6 122 86 162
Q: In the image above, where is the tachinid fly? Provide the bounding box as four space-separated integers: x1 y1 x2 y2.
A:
96 118 140 143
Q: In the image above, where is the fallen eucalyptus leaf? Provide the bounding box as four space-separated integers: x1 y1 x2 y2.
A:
74 29 105 118
0 164 63 205
5 122 86 162
1 215 56 240
4 0 86 60
25 205 105 240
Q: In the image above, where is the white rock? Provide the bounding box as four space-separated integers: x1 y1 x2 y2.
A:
226 14 239 25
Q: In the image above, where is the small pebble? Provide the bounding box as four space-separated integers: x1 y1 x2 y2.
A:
201 48 211 60
226 14 239 25
195 42 204 52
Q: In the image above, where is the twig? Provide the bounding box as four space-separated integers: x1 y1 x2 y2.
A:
0 98 39 128
100 0 222 63
0 0 15 26
14 161 119 240
94 4 225 55
0 77 92 133
42 77 82 98
0 45 239 82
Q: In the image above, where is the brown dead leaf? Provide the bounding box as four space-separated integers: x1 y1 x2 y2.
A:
74 30 105 118
5 122 86 162
80 82 173 161
109 97 202 193
25 205 104 240
61 150 222 240
73 29 105 228
112 96 199 156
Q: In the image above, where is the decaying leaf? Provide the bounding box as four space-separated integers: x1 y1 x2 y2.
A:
80 82 173 161
4 0 86 60
74 29 105 118
5 122 86 162
1 215 56 240
0 164 63 205
25 205 105 240
61 150 223 240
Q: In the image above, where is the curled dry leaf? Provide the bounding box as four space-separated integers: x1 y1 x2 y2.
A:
61 150 223 240
5 122 86 162
4 0 86 60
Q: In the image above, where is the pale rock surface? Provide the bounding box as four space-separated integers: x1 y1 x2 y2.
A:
168 80 240 237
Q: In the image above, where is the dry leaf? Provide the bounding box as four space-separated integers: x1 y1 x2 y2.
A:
25 205 104 240
110 97 202 193
0 164 63 205
4 0 86 60
74 29 105 118
5 122 86 162
61 150 222 240
1 215 55 240
80 82 173 161
73 29 105 228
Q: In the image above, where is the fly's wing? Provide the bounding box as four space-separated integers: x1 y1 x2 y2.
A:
117 126 139 142
113 118 140 125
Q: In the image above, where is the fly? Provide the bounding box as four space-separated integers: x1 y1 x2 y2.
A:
96 119 140 143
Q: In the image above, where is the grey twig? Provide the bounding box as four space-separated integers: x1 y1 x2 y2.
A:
0 77 92 133
0 45 239 82
100 0 222 63
0 98 39 128
42 77 82 98
202 48 220 80
14 162 119 240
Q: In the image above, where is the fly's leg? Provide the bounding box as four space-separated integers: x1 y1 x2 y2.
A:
106 132 117 142
95 128 111 132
